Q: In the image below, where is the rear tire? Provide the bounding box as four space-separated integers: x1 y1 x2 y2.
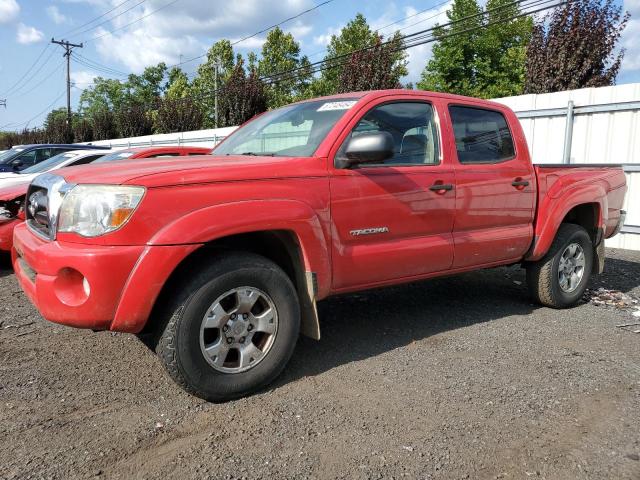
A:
526 224 593 308
155 252 300 402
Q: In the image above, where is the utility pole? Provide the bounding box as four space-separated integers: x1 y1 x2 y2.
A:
213 58 219 129
51 38 83 135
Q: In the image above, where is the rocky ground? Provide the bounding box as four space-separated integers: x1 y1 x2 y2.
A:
0 249 639 480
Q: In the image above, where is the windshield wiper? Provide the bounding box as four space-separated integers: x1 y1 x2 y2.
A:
238 152 275 156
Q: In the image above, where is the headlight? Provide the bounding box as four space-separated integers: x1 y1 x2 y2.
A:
57 185 145 237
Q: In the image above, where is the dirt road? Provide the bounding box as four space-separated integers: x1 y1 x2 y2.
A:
1 249 639 479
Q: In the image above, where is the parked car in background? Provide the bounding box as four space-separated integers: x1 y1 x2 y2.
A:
93 146 211 163
0 144 110 172
1 145 210 253
10 90 626 402
0 149 110 190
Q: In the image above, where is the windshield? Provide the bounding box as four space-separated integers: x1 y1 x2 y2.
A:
213 98 359 157
21 152 77 174
0 147 24 164
93 151 135 163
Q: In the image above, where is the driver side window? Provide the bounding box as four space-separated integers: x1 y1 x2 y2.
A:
338 102 440 166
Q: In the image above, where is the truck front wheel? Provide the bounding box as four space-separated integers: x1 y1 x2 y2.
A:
155 252 300 402
526 224 593 308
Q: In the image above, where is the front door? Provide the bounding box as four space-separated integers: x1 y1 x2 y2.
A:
329 99 456 291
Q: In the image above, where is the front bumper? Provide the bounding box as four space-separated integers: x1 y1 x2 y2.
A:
12 223 199 332
0 219 20 251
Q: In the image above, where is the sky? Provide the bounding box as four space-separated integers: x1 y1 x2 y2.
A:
0 0 638 131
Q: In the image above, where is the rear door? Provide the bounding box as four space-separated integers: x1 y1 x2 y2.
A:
446 104 536 268
329 97 456 290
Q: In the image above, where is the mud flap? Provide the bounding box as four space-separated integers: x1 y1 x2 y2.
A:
593 236 606 274
299 271 320 340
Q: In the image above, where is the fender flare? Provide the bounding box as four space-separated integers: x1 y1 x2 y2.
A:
526 183 607 261
147 199 332 339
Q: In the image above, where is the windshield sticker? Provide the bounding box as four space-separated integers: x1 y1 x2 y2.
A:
317 101 358 112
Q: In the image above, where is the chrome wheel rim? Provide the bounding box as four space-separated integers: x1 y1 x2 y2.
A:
199 287 278 374
558 243 586 293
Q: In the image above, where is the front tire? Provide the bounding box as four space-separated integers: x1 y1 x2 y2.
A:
155 252 300 402
526 224 593 308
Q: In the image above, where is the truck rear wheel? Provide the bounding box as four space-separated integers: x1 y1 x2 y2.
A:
526 224 593 308
155 252 300 402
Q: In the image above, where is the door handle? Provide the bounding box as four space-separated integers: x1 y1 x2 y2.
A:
429 183 454 192
511 180 529 187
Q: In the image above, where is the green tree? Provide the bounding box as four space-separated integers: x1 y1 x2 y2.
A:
314 13 407 96
191 40 237 127
78 77 126 115
165 67 191 99
124 62 168 106
418 0 533 98
257 27 311 108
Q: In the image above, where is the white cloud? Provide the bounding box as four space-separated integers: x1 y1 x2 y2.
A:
0 0 20 24
16 22 44 44
71 70 97 88
47 5 69 25
621 0 640 72
86 0 317 72
313 25 341 47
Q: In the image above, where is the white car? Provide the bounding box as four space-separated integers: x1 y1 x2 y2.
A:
0 149 110 189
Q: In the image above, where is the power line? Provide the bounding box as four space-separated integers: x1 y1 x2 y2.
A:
72 0 334 89
1 89 66 130
170 0 336 69
84 0 179 44
265 0 549 84
10 61 66 99
306 0 452 61
72 53 129 78
61 0 135 37
13 0 560 131
0 44 51 98
74 0 149 40
378 0 453 32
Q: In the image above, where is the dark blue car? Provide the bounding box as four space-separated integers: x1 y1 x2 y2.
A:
0 144 110 172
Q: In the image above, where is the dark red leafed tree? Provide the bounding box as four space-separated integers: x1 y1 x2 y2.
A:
524 0 629 94
154 96 205 133
338 35 404 93
219 61 268 127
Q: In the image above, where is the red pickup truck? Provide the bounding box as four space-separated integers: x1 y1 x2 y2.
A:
11 90 627 402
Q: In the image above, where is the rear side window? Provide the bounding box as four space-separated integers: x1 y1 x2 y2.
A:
449 106 515 164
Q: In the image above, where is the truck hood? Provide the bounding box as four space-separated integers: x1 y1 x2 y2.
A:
0 181 29 201
57 155 326 188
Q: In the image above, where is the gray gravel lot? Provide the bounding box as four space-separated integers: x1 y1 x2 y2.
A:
0 249 639 480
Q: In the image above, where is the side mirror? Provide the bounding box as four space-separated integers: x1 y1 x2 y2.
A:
11 160 23 170
340 131 394 168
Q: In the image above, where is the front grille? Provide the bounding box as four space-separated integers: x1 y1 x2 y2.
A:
25 184 50 239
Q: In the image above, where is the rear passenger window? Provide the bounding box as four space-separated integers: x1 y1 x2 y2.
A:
449 106 515 164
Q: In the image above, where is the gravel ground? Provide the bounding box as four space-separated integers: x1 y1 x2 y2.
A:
0 249 639 480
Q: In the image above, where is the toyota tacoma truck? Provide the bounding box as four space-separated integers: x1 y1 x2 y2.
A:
11 90 627 402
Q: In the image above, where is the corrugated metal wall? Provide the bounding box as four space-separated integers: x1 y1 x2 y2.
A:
493 84 640 250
